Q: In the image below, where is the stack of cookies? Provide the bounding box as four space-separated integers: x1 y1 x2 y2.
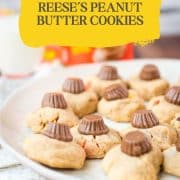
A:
23 64 180 179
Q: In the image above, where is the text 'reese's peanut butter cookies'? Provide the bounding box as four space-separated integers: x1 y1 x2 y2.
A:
121 110 177 150
62 77 98 118
148 86 180 124
86 65 127 97
98 84 145 122
128 64 169 101
102 131 163 180
23 123 86 169
163 138 180 177
27 92 79 133
71 115 121 159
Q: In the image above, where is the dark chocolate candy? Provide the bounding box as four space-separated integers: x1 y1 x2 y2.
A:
165 86 180 106
41 92 67 109
140 64 160 81
78 114 109 135
121 131 152 156
103 84 128 100
43 123 73 142
62 78 85 94
131 110 159 128
97 65 119 80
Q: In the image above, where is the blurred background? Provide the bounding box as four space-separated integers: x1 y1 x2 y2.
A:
136 0 180 58
0 0 180 77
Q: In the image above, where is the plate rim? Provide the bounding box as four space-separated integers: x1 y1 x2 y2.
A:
0 58 180 179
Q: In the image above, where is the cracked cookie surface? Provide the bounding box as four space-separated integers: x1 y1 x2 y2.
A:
27 107 79 133
71 126 121 159
148 96 180 124
128 75 169 101
121 124 177 151
98 90 145 122
171 113 180 134
86 75 126 98
62 89 98 118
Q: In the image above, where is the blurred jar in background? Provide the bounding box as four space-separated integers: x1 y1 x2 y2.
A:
0 0 20 12
93 46 133 62
43 44 133 65
0 15 43 77
0 1 43 77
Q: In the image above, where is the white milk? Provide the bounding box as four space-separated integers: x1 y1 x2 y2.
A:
0 15 43 75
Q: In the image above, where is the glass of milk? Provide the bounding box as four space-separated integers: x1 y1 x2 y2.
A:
0 15 43 77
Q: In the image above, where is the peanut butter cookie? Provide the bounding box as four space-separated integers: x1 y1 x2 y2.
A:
23 123 86 169
128 64 169 101
98 84 145 122
71 115 121 158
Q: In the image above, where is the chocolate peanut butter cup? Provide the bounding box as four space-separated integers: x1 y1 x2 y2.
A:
43 123 73 142
78 115 109 135
140 64 160 81
97 65 119 80
121 131 152 156
176 138 180 152
165 86 180 106
131 110 159 129
62 78 85 94
103 84 128 101
41 92 67 109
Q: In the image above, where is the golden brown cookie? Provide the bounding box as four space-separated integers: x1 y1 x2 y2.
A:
121 110 177 150
27 92 79 133
62 78 98 118
163 137 180 177
128 64 169 101
102 131 162 180
23 123 86 169
98 85 145 122
71 115 121 159
86 65 127 97
171 113 180 135
148 86 180 124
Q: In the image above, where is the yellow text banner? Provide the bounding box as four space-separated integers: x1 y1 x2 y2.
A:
19 0 161 47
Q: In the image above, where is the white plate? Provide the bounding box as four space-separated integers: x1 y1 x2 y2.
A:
0 59 180 180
